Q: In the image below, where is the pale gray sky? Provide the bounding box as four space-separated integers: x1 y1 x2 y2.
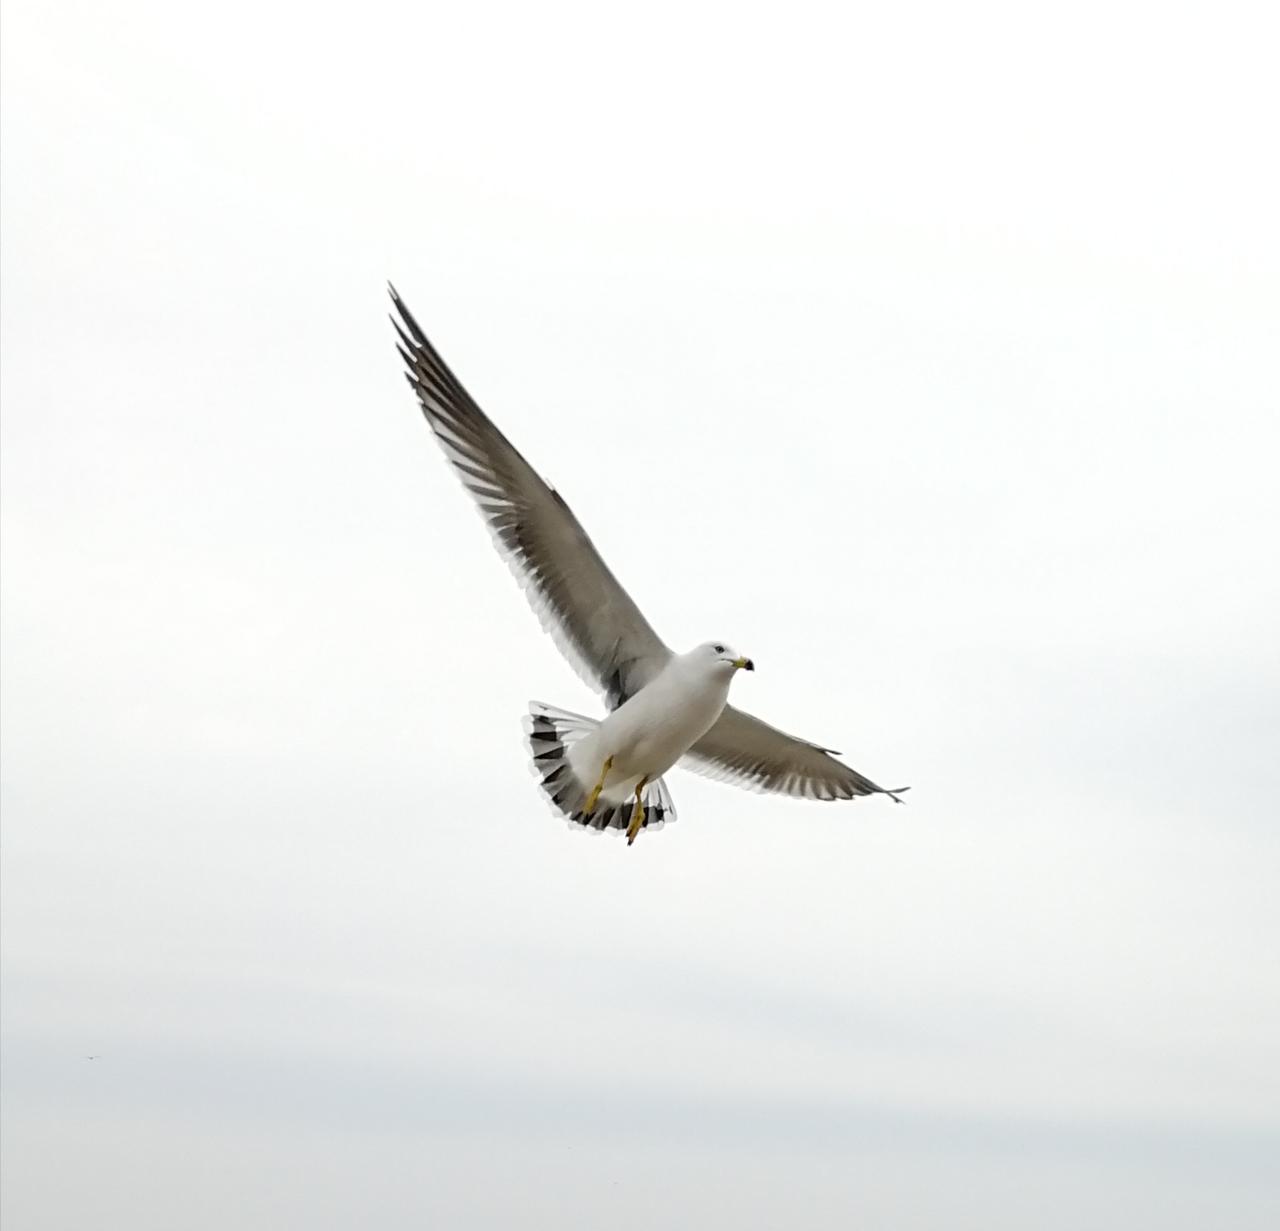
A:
2 1 1278 1228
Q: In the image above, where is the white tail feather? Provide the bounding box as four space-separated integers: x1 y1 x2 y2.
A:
523 702 677 837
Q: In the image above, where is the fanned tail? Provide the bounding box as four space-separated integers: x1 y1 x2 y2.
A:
522 702 676 837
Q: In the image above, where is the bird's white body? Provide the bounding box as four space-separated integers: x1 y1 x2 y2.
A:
567 647 742 809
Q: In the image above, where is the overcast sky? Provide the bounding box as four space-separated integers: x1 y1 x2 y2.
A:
2 1 1278 1228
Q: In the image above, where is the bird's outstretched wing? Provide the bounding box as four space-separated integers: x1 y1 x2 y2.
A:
684 704 908 802
391 286 671 707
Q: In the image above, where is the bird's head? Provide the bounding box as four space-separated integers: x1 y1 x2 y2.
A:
692 640 754 676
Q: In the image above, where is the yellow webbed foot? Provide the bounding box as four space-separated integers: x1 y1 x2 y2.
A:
583 756 613 816
625 777 649 846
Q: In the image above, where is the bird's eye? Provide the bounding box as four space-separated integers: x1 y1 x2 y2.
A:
714 644 725 654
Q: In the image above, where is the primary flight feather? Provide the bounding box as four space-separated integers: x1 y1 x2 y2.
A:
390 286 906 845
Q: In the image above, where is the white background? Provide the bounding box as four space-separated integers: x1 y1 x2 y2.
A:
2 1 1278 1227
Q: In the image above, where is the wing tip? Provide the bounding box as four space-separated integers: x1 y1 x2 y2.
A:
387 282 429 347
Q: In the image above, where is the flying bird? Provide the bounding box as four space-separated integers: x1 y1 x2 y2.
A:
390 287 906 845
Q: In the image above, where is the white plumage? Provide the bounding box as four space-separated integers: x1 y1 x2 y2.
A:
391 286 906 844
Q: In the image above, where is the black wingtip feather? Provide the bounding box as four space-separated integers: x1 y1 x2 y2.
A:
386 289 474 412
391 318 418 357
389 287 429 347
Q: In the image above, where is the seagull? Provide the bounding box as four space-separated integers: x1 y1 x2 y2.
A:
390 287 907 845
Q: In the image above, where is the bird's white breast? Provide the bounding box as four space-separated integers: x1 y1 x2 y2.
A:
599 660 732 779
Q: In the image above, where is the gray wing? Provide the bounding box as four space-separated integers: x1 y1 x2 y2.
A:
684 704 908 802
391 286 670 707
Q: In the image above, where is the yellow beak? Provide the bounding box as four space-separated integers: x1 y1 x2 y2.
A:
732 656 755 671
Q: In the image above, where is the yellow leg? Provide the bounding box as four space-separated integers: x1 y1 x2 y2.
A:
626 777 649 846
583 756 613 815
